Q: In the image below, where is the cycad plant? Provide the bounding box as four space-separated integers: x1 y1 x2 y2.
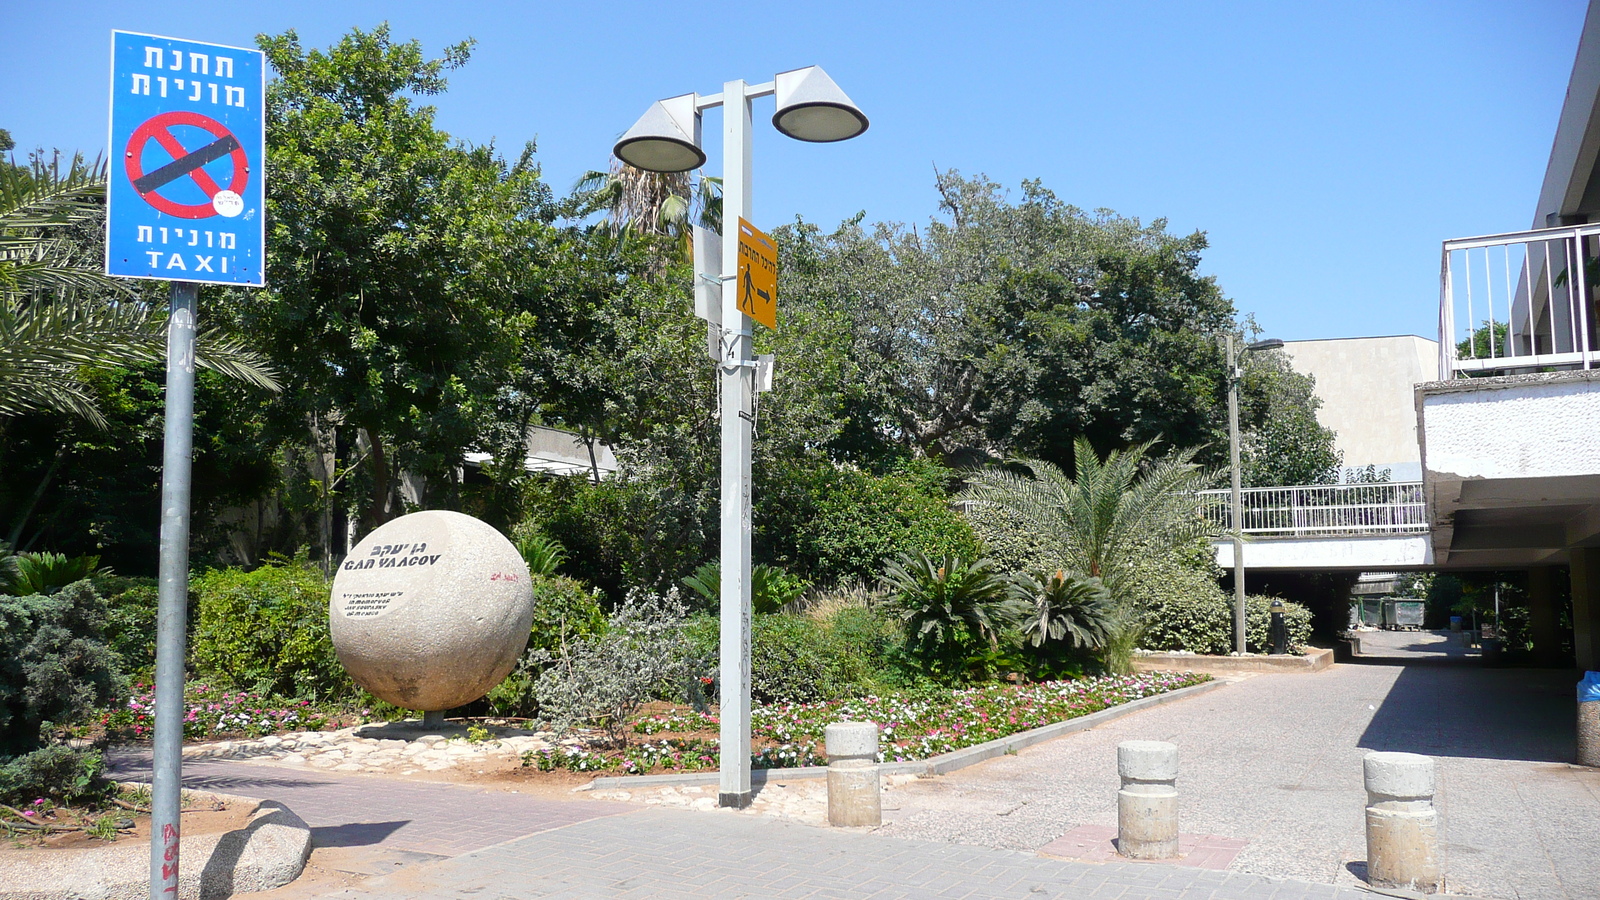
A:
514 529 568 577
682 560 808 615
1013 569 1113 649
880 551 1022 666
1 551 107 597
0 153 280 428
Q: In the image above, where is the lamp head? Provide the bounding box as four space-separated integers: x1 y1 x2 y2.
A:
772 66 869 143
613 93 705 173
1247 338 1285 352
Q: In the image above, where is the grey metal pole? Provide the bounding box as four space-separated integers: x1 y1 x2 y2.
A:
717 79 755 809
150 281 198 900
1227 334 1246 655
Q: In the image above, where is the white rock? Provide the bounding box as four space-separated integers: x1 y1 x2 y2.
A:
329 511 535 712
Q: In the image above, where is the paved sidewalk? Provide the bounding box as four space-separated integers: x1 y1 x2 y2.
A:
878 661 1598 900
309 806 1373 900
108 753 631 857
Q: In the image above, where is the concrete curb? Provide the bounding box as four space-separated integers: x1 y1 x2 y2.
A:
1133 647 1334 675
583 678 1228 791
0 787 311 900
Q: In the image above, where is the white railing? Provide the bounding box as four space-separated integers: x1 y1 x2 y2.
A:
1198 483 1427 537
1440 225 1600 379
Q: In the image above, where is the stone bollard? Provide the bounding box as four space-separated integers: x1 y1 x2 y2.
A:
1116 741 1179 859
1364 752 1442 894
1579 702 1600 767
825 721 880 827
1579 672 1600 767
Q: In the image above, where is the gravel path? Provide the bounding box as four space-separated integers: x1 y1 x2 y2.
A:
877 657 1598 899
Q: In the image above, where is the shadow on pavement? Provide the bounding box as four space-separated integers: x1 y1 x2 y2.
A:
312 820 410 848
1356 664 1578 763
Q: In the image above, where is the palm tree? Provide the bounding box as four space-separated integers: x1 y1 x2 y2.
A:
960 438 1212 605
0 153 280 428
573 160 721 242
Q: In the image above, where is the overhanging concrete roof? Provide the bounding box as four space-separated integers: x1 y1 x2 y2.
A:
1536 1 1600 226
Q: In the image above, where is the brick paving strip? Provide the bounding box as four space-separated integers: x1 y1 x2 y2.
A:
307 806 1377 900
1039 823 1249 870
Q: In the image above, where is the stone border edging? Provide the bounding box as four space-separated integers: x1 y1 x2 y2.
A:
582 678 1228 791
1133 647 1333 675
0 787 312 900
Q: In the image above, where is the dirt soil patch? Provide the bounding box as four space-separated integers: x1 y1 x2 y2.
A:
0 798 249 854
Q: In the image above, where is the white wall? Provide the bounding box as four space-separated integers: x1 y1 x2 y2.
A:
1283 335 1437 481
1420 375 1600 481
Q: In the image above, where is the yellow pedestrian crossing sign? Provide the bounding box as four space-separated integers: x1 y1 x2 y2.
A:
737 217 778 330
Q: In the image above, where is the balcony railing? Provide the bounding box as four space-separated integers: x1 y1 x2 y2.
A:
1440 225 1600 379
1198 483 1428 537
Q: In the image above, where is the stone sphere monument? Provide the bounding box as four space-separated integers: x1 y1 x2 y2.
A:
330 510 534 718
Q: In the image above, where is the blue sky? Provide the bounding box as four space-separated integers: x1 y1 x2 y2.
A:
2 1 1586 341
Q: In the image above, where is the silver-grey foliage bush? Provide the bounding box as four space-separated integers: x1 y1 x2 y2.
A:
533 588 694 748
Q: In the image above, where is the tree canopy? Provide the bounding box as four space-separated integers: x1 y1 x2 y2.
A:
0 24 1342 587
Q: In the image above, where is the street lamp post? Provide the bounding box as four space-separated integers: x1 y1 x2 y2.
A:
613 67 867 808
1225 335 1283 655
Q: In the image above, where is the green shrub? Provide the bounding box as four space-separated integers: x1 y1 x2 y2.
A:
1244 595 1313 653
1139 578 1313 655
1126 542 1234 655
0 581 126 756
963 503 1056 577
685 606 911 704
0 745 113 807
749 615 843 704
93 575 163 680
535 591 693 748
820 603 911 692
191 560 351 702
485 575 608 717
758 460 980 586
531 477 715 603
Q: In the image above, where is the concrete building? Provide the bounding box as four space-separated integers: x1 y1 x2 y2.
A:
1282 335 1437 482
1421 1 1600 669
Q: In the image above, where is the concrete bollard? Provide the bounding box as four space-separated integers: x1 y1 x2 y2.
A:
825 721 880 827
1579 673 1600 767
1580 698 1600 767
1116 740 1179 859
1364 752 1442 894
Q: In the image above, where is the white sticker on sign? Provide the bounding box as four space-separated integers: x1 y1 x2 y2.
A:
212 190 244 218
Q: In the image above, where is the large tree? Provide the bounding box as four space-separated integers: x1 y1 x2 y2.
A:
234 27 555 534
773 172 1329 476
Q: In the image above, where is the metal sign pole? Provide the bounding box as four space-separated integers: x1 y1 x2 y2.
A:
150 280 197 899
1227 334 1247 655
717 78 755 809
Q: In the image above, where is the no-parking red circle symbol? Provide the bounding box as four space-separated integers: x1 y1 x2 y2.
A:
124 111 249 219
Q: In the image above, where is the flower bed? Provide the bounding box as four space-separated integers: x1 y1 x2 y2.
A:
525 671 1209 774
102 683 330 742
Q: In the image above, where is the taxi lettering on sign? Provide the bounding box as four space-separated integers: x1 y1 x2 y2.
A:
736 217 778 330
105 31 265 286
